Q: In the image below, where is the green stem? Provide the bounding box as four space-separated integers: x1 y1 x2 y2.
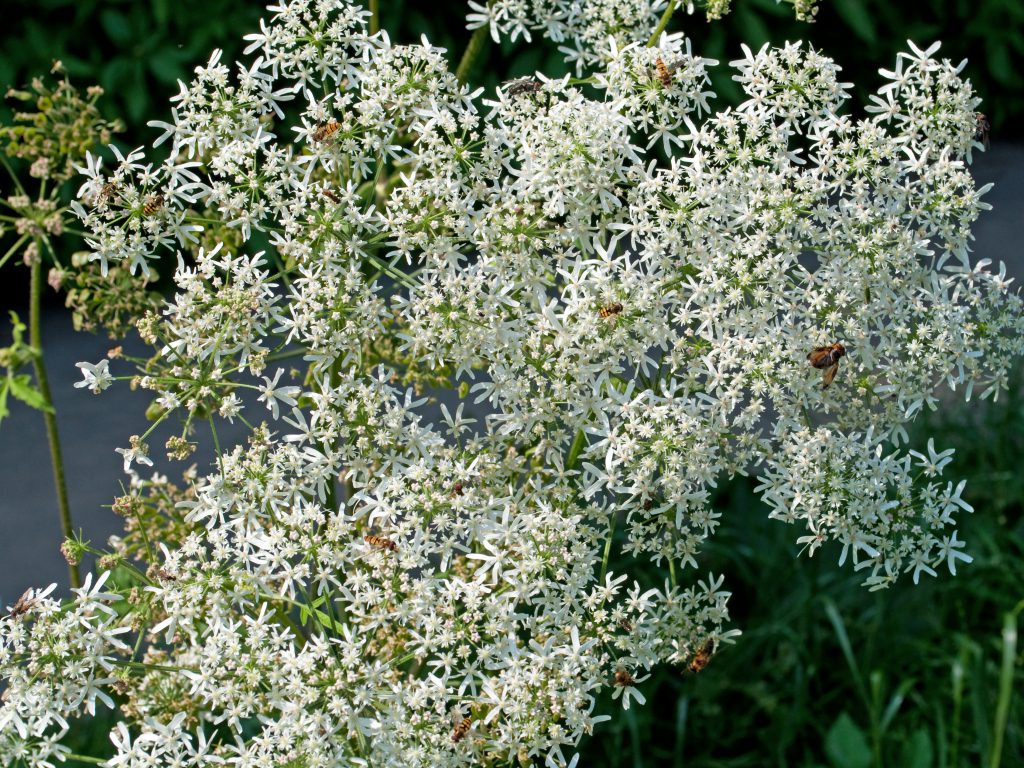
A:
63 754 106 765
950 641 967 768
29 251 80 588
0 233 31 271
989 600 1024 768
598 509 618 585
647 0 679 46
369 0 379 34
456 9 492 84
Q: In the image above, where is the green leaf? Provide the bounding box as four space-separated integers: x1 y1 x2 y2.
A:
148 47 186 86
832 0 878 46
126 61 149 124
99 9 132 45
7 310 26 347
736 9 771 49
825 713 872 768
879 677 915 732
823 598 866 698
9 374 53 413
899 728 933 768
986 43 1015 86
152 0 170 26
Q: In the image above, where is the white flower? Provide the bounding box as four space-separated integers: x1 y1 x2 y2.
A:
73 359 113 393
257 368 301 419
115 436 153 473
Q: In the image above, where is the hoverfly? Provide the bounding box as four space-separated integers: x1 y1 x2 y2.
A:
599 302 623 319
364 534 397 552
451 714 472 743
654 57 673 88
807 342 846 389
312 118 340 144
142 193 164 216
96 181 120 208
688 637 715 674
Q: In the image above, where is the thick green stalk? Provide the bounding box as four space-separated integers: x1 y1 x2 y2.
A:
29 252 80 588
456 16 492 84
647 0 678 46
369 0 379 34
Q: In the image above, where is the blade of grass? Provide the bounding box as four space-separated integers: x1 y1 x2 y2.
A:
989 601 1023 768
673 696 688 768
823 598 870 709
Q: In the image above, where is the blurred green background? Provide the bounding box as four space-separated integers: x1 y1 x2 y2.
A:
1 0 1021 766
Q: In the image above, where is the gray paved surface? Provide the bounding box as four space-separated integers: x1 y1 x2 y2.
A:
1 144 1022 606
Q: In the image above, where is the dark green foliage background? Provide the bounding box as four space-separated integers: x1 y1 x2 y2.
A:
1 0 1021 766
3 0 1023 145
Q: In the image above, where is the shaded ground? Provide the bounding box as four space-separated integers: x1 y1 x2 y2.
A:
1 144 1022 606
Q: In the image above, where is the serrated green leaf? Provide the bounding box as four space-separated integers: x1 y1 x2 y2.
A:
9 374 53 413
825 712 871 768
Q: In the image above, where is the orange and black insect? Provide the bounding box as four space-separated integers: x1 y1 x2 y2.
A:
974 112 991 150
364 534 397 552
655 57 673 88
322 187 341 204
142 193 164 216
688 637 715 673
312 118 340 143
807 342 846 389
599 302 623 319
451 715 472 743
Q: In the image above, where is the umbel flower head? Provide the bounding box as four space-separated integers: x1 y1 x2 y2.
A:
3 1 1022 766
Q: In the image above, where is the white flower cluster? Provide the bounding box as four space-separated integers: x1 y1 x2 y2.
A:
4 1 1022 766
0 577 129 767
466 0 670 72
